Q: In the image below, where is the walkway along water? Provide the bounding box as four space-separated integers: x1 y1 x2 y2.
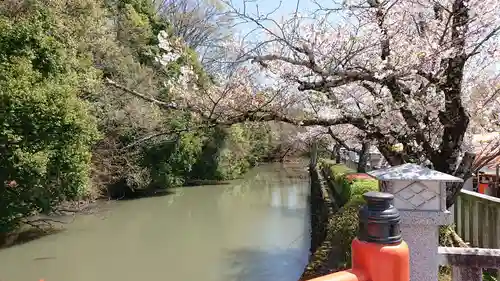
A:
0 163 311 281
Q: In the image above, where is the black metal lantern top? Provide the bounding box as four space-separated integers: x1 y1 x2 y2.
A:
358 191 402 244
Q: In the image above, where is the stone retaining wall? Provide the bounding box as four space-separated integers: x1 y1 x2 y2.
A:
300 164 337 280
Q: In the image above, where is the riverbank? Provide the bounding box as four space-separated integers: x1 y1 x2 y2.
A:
0 160 310 249
0 199 105 248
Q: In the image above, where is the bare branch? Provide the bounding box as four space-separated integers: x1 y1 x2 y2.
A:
121 124 217 150
467 25 500 58
105 78 178 110
328 127 359 153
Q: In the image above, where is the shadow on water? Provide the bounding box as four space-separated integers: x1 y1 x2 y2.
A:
1 189 175 248
109 188 176 201
184 180 233 187
0 227 64 250
224 247 309 281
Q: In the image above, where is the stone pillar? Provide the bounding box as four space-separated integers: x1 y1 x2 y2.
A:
368 164 463 281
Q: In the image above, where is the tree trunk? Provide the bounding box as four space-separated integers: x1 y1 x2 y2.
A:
357 142 371 173
446 152 475 209
331 144 341 163
376 143 405 167
310 141 318 167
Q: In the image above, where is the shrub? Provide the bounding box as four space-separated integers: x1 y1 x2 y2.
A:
318 158 379 269
188 123 274 181
0 57 99 232
320 159 355 181
142 130 205 188
329 196 367 269
319 160 355 204
348 178 379 200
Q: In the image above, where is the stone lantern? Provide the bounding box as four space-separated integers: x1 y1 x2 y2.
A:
368 163 463 281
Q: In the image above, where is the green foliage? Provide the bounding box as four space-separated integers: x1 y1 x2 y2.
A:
318 158 379 269
320 160 355 181
0 0 277 235
214 123 273 179
245 122 274 166
319 160 354 204
320 160 378 205
349 179 379 200
189 123 274 181
142 127 205 188
0 15 99 232
0 19 63 76
329 197 366 269
484 272 498 281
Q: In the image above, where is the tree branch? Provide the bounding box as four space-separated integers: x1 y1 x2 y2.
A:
467 25 500 58
105 78 178 110
104 77 377 129
121 124 218 150
327 127 359 153
297 71 380 91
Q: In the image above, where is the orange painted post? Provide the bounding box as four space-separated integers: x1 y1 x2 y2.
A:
479 182 488 194
307 192 409 281
305 269 366 281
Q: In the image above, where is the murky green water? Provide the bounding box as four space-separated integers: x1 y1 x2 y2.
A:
0 163 311 281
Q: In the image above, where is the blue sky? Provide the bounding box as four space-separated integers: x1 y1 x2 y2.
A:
231 0 315 17
228 0 320 36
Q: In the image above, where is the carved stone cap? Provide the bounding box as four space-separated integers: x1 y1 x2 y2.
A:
368 164 462 211
368 163 463 182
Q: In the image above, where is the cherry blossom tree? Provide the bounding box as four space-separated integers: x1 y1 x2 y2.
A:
216 0 500 206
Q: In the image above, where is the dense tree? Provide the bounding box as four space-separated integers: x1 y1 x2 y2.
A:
0 0 278 233
0 2 100 231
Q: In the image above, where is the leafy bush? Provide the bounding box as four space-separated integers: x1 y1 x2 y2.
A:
348 178 379 200
320 160 353 204
0 16 99 232
188 123 274 181
330 165 356 178
142 131 205 188
320 159 355 180
318 158 379 269
329 196 367 269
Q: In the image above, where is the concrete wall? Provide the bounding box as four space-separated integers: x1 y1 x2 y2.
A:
300 164 336 280
307 164 334 254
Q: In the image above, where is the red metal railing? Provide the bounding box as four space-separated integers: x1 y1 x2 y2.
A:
307 191 410 281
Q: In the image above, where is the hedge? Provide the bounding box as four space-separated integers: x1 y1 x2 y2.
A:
319 159 379 270
319 159 379 205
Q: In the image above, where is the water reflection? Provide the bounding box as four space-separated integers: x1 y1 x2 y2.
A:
225 247 309 281
271 187 281 208
0 163 310 281
288 185 298 209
